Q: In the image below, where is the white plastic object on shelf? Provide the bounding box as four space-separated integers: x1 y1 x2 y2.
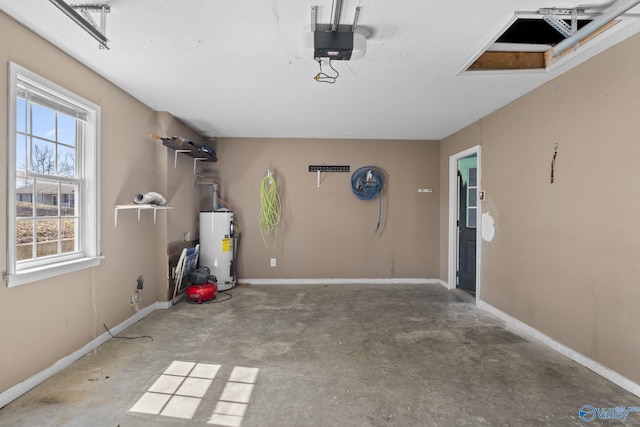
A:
133 192 167 205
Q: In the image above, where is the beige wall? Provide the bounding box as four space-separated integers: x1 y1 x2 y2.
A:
0 12 203 394
203 138 440 279
441 33 640 383
4 4 639 405
0 10 439 399
154 112 204 301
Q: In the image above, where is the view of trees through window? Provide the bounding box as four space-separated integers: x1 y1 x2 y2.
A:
15 97 79 261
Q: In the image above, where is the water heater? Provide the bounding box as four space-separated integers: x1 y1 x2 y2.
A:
199 210 235 291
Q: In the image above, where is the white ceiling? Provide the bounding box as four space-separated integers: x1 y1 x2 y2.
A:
2 1 640 140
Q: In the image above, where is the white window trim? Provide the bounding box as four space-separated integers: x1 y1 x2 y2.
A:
5 63 102 287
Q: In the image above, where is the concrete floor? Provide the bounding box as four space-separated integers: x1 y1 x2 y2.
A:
0 283 638 427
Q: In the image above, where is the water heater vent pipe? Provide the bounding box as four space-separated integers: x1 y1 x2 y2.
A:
196 180 219 211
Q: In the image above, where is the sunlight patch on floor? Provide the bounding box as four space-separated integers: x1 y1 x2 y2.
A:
129 361 259 426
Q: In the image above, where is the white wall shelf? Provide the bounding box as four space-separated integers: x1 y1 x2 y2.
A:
114 204 174 227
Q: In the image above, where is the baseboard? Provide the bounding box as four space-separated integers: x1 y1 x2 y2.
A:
478 300 640 399
157 299 175 309
435 279 449 289
239 278 443 285
0 302 161 409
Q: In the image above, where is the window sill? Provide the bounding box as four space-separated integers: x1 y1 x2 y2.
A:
5 256 104 288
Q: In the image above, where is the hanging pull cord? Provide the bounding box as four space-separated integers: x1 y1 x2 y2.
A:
551 143 559 184
373 193 383 235
314 59 339 84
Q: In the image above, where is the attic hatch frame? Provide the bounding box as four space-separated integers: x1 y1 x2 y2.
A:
49 0 110 49
541 8 581 38
459 0 640 74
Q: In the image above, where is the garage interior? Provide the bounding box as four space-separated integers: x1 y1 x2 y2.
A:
1 1 640 426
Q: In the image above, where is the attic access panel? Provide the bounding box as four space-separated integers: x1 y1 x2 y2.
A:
465 15 620 72
496 18 591 45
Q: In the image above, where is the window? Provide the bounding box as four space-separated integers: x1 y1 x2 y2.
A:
466 167 478 228
6 63 101 287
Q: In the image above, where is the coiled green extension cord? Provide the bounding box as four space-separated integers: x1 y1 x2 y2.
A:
259 171 281 247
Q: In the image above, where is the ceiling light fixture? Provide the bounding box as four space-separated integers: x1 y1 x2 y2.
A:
48 0 110 49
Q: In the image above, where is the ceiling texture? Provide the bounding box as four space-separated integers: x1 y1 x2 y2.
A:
2 0 640 140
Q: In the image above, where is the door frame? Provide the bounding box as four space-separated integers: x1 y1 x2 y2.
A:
447 145 481 303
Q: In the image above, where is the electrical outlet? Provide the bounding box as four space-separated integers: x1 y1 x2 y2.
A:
270 258 276 267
